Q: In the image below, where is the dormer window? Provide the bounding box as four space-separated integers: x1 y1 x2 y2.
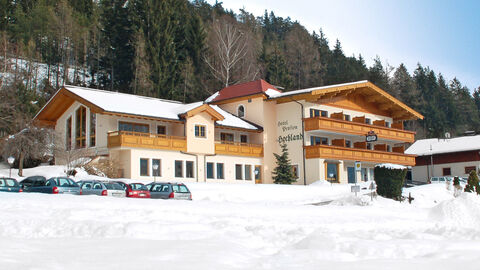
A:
238 105 245 118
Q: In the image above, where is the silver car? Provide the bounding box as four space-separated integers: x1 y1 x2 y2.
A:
78 180 126 197
146 182 192 200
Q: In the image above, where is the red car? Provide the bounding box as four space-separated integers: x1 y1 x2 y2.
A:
116 181 151 198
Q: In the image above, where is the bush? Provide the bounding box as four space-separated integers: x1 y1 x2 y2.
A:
374 166 407 200
464 170 480 194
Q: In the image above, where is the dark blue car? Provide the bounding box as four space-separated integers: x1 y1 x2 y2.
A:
0 177 22 192
20 176 80 195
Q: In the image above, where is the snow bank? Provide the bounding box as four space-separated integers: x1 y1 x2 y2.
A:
429 192 480 228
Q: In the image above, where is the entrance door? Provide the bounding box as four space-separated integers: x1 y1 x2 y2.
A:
347 167 355 184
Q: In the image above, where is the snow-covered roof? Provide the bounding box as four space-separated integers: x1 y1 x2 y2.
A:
406 135 480 156
267 80 369 99
44 86 260 131
211 105 259 130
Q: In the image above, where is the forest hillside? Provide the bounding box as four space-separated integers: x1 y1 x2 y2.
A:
1 0 479 140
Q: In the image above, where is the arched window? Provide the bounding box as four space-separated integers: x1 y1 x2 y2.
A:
237 105 245 118
75 106 87 148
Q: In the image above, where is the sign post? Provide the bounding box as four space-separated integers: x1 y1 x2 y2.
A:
352 161 361 196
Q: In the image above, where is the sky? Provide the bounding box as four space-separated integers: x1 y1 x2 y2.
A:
206 0 480 92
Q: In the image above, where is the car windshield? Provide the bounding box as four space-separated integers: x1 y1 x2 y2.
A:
130 183 148 191
104 183 123 190
172 184 189 193
53 178 78 187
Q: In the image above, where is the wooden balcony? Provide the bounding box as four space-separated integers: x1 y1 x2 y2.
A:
107 131 187 151
304 117 415 143
215 141 264 157
305 144 416 166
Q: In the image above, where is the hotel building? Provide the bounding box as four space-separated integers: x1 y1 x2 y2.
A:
34 80 423 184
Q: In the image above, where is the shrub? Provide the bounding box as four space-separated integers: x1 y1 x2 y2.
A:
374 166 407 200
464 170 480 194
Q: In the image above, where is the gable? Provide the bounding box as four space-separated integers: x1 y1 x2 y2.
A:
273 81 423 121
34 87 103 126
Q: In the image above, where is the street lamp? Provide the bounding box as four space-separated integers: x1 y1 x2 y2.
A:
7 156 15 178
152 164 159 183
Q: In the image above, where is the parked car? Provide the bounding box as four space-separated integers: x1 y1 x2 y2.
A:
115 181 151 198
0 177 22 193
19 175 46 190
146 182 192 200
78 180 126 197
20 176 80 195
429 176 467 186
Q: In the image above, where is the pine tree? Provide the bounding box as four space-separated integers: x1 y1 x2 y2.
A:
464 170 480 194
272 142 296 184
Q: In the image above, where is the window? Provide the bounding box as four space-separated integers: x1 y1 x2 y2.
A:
119 121 149 133
238 105 245 118
387 145 392 152
344 114 351 121
292 165 299 179
465 166 476 174
194 125 206 138
240 135 248 143
220 132 234 142
186 161 194 178
175 160 183 178
310 136 329 146
442 167 451 176
157 125 166 135
326 163 338 182
140 158 149 176
245 165 252 180
66 116 72 150
385 121 391 128
254 166 262 181
365 118 371 124
367 143 373 150
75 106 87 148
235 164 243 180
345 140 351 148
152 159 161 176
310 109 327 117
89 113 96 147
206 162 214 179
216 163 224 179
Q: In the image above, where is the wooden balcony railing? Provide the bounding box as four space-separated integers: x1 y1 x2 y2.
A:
305 144 416 166
304 117 415 143
107 131 187 151
215 141 264 157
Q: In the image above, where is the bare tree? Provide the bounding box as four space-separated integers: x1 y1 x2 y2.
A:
2 126 53 176
204 16 259 87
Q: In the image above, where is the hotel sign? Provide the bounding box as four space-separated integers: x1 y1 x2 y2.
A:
366 131 377 142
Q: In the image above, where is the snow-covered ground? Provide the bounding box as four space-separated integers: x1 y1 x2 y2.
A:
1 165 480 269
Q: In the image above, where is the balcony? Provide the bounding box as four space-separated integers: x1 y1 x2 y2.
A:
304 116 415 143
305 144 415 166
215 141 264 157
107 131 187 151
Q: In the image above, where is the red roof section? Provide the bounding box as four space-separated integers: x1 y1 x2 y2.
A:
209 79 280 103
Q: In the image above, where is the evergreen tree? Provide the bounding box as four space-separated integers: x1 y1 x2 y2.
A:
464 170 480 194
272 142 296 184
264 44 292 89
368 56 390 91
